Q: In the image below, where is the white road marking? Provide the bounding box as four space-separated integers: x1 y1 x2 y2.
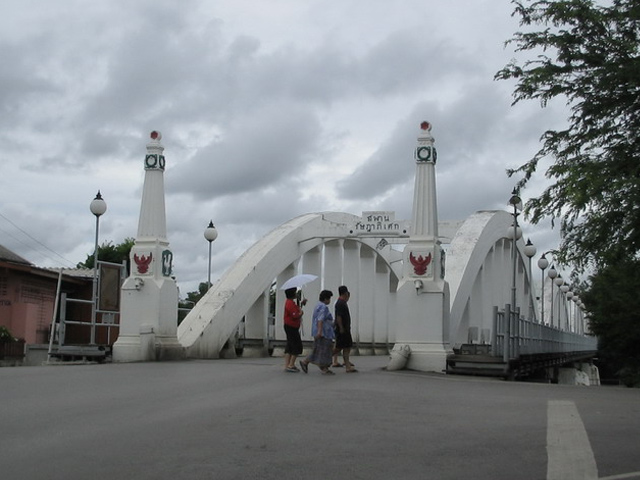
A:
600 473 640 480
547 400 599 480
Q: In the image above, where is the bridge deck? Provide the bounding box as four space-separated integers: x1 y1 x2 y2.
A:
447 349 598 379
1 356 638 480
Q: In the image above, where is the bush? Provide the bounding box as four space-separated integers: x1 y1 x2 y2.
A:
618 361 640 388
0 326 16 343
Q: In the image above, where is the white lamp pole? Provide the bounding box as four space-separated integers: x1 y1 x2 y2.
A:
506 188 522 362
572 296 581 333
89 191 107 345
553 274 564 328
560 283 570 330
547 265 558 328
537 254 549 324
523 239 536 320
566 289 574 331
204 220 218 291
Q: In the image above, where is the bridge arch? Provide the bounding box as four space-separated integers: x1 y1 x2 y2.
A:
177 212 402 358
178 208 593 363
445 210 537 349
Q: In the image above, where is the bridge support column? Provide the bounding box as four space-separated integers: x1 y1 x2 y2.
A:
393 278 451 373
242 289 270 357
113 131 184 362
357 248 376 355
388 121 452 372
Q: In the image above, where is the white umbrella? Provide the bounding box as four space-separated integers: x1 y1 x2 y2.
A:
279 274 318 291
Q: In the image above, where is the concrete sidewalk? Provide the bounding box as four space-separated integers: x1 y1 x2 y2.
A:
1 356 639 480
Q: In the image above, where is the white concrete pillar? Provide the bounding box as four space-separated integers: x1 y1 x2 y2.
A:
114 131 184 362
392 121 451 372
243 289 269 356
300 246 321 339
343 240 361 349
358 246 375 354
374 256 390 353
323 239 343 293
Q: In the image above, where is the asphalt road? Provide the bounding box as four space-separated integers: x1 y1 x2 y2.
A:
1 356 639 480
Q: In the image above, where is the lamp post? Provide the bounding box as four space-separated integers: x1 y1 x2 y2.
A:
204 220 218 290
560 282 570 330
547 265 557 328
566 289 574 331
506 188 522 363
523 239 536 320
572 295 580 333
553 274 564 328
537 254 549 324
89 191 107 345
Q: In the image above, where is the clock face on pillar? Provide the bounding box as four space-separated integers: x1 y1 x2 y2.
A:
416 147 429 161
144 154 166 170
145 154 157 168
415 146 437 163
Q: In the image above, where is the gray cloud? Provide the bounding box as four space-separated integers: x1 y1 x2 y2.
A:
0 0 564 295
167 102 324 199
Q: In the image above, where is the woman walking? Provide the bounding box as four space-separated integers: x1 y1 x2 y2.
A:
300 290 335 375
283 287 306 372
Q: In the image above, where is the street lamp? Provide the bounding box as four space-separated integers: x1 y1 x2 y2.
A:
572 295 581 333
560 282 570 329
524 239 537 259
547 265 557 328
204 220 218 290
89 191 107 345
537 254 549 324
523 239 536 320
566 289 574 331
506 188 522 363
553 274 564 328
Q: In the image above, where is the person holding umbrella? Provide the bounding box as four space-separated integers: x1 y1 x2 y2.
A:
283 287 306 372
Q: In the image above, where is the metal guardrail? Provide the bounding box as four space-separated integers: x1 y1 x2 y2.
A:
492 305 597 360
0 340 26 359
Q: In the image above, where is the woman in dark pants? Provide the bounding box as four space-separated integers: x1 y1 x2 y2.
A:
283 287 306 372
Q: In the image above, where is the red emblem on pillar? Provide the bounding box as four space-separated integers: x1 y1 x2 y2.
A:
134 253 153 274
409 252 432 275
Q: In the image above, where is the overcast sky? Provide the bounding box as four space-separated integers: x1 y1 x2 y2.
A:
0 0 570 295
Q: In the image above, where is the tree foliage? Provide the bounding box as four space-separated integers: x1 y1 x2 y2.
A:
77 238 135 270
178 282 209 324
582 259 640 386
496 0 640 271
0 325 17 342
181 282 209 306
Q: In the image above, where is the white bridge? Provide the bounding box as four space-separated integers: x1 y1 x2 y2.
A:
116 126 596 378
177 209 596 377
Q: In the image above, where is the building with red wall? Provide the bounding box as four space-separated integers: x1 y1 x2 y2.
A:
0 244 105 346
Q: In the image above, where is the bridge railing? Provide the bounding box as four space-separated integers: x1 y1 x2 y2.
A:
492 305 597 360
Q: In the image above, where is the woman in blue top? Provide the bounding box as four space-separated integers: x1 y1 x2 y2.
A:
300 290 335 375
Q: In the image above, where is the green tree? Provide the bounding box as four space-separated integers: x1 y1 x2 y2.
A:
496 0 640 271
582 259 640 386
0 325 17 343
77 238 135 271
178 282 209 324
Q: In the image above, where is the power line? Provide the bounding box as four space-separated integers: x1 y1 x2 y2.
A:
0 211 76 268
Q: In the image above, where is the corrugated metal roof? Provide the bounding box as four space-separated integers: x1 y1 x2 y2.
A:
0 244 32 265
43 267 94 278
